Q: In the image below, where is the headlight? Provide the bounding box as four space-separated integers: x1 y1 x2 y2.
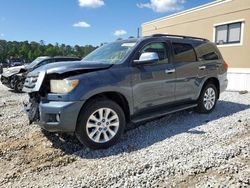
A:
50 79 79 94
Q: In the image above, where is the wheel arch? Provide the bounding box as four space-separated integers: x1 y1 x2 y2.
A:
198 77 220 100
77 91 131 125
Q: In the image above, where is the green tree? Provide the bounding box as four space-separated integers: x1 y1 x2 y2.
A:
0 40 97 63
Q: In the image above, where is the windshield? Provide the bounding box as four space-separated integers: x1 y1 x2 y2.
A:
82 41 137 64
25 57 49 69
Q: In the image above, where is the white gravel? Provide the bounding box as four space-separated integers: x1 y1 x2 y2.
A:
0 82 249 187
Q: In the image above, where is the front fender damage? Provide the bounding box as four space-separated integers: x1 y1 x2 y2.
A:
23 66 111 124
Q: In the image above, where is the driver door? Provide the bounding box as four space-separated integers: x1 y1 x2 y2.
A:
131 41 176 114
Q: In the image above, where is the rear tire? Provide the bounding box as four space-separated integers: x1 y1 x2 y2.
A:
196 83 218 114
76 99 125 149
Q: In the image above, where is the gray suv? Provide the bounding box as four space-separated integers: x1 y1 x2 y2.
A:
23 34 228 149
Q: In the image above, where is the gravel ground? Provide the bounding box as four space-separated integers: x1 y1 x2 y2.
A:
0 82 249 187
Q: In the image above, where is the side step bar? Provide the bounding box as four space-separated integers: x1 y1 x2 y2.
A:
131 103 198 123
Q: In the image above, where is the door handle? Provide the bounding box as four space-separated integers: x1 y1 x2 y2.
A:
165 69 176 74
199 66 206 70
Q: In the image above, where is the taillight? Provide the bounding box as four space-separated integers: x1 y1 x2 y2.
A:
223 61 228 71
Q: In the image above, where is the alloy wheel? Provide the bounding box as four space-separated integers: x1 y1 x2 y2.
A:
203 87 216 110
86 108 120 143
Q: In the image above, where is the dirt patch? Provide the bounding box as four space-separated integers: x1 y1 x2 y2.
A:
0 131 76 185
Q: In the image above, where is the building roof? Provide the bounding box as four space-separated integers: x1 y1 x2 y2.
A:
142 0 232 26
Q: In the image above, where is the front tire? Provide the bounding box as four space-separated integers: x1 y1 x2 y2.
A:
196 83 218 114
76 99 125 149
14 80 24 93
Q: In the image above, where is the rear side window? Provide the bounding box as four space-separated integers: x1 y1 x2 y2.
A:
172 43 197 63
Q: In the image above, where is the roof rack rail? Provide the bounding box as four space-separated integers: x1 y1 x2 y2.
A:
151 34 209 41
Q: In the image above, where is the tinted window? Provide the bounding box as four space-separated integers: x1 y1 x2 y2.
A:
173 43 197 62
196 43 220 61
202 52 219 60
140 42 169 64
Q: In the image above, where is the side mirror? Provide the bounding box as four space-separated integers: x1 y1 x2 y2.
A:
134 52 159 65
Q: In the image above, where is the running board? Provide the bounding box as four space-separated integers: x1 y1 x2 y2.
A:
131 103 198 123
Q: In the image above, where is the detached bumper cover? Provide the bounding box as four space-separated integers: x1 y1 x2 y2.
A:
38 100 85 132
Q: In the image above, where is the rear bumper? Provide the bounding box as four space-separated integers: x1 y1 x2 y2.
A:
38 100 85 132
219 72 228 93
220 79 228 93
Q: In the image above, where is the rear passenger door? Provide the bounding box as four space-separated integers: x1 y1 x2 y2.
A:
172 42 201 101
196 43 222 76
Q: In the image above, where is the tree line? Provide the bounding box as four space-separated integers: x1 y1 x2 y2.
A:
0 40 97 63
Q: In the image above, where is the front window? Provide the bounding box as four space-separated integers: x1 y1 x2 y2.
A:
139 42 169 64
82 41 137 64
215 22 242 45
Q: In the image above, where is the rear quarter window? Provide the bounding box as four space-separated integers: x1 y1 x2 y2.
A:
172 43 197 63
202 52 219 60
195 43 221 61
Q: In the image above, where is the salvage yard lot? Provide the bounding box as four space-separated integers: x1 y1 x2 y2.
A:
0 82 249 187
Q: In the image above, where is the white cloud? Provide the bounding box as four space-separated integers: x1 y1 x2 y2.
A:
78 0 104 8
137 0 185 13
114 30 127 37
0 33 4 37
73 21 91 28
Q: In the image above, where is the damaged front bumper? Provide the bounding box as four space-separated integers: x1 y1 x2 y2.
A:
24 98 85 133
22 70 87 133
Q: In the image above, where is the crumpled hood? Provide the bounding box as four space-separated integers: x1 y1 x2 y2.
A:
22 61 113 93
32 61 113 75
2 65 26 77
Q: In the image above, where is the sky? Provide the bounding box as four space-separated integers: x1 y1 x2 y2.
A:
0 0 214 46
